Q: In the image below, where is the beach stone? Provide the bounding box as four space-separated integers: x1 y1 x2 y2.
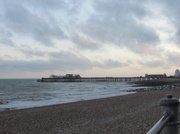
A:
0 82 180 133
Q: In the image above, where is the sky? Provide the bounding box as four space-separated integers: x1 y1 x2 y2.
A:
0 0 180 78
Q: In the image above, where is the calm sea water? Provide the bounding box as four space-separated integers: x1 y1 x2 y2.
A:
0 79 140 111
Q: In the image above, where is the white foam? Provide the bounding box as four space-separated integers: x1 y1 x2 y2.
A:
0 80 138 110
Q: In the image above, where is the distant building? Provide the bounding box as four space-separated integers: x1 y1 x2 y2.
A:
50 75 64 78
145 73 167 78
49 74 81 79
65 74 81 78
174 69 180 77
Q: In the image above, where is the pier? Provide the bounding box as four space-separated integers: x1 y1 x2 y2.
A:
38 76 165 82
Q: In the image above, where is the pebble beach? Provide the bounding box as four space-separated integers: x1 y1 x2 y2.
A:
1 79 180 134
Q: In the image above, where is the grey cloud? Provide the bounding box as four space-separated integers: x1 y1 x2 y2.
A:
96 59 130 69
0 28 13 38
70 34 101 50
0 50 132 73
1 1 67 46
93 1 147 19
0 28 14 46
81 0 159 53
0 60 47 72
48 51 93 70
0 37 14 46
166 51 180 66
25 0 68 11
0 51 93 72
159 1 180 45
141 60 165 68
17 45 46 57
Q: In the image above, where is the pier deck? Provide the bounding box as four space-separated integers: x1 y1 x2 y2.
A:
38 77 165 82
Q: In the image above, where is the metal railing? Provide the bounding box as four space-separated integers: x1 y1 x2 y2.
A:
147 94 179 134
147 113 172 134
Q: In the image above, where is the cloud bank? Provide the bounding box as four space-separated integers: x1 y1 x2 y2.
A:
0 0 180 77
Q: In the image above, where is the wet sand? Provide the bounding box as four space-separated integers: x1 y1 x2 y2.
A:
0 80 180 134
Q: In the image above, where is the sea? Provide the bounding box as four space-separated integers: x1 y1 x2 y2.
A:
0 79 143 111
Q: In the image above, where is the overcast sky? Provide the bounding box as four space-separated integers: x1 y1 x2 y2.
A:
0 0 180 78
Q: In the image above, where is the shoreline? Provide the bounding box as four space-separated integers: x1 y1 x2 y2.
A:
1 78 180 133
1 88 180 133
0 92 136 112
1 78 180 111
